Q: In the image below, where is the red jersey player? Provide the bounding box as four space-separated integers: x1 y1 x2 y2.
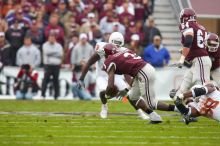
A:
205 33 220 86
174 8 212 95
103 44 178 124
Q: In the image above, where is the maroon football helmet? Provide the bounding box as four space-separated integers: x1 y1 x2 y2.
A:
103 43 119 57
205 33 219 52
179 8 196 23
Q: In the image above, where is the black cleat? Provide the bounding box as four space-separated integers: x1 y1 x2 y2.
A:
182 115 190 125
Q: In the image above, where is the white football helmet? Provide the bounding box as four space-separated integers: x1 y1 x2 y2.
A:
108 32 124 47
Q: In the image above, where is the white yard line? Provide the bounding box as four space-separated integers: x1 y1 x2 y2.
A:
0 141 216 145
0 135 219 140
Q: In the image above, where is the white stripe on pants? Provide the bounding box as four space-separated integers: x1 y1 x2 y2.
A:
128 64 157 109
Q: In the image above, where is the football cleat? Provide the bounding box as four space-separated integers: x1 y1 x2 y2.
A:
149 112 163 124
137 109 150 120
100 104 108 119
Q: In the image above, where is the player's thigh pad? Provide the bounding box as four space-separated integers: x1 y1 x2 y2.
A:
192 56 211 84
137 64 156 109
128 77 141 101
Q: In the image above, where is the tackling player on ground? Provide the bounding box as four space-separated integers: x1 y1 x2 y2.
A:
77 32 149 119
172 83 220 125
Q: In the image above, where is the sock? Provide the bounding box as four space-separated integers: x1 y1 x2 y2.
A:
128 97 139 110
174 106 179 112
168 104 175 111
175 102 190 115
145 109 153 114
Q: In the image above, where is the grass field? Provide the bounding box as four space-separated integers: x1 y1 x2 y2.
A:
0 100 220 146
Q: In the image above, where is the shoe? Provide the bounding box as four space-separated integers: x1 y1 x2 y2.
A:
182 115 190 125
100 104 108 119
181 116 198 125
137 109 150 120
149 112 163 124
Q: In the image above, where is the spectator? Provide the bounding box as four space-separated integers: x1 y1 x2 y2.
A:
89 29 102 47
16 35 41 68
99 10 114 34
64 14 80 44
143 35 170 67
125 21 144 44
127 34 143 56
0 32 11 66
6 8 31 29
111 13 125 35
42 31 63 99
77 5 92 25
71 33 94 100
117 1 134 16
0 18 8 32
25 20 44 49
44 12 65 46
133 0 151 21
5 20 25 65
1 0 14 18
143 16 161 47
14 64 39 100
45 0 59 15
99 2 114 20
118 2 134 22
65 34 79 65
80 12 99 34
57 0 72 29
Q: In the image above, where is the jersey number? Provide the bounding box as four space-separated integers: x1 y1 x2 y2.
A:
197 29 207 48
200 97 219 118
123 52 141 60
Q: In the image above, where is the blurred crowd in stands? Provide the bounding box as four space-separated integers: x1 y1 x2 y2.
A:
0 0 171 99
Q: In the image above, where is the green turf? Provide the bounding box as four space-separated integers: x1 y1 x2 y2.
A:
0 100 220 146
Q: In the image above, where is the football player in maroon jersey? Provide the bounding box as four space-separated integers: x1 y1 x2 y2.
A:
103 43 178 124
174 8 212 96
77 32 149 120
205 33 220 86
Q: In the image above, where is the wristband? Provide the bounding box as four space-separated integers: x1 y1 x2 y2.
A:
179 55 185 64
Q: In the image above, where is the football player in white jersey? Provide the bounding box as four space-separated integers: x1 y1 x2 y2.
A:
77 32 149 119
172 83 220 124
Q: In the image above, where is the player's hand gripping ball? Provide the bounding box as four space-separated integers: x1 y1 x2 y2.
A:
106 85 119 99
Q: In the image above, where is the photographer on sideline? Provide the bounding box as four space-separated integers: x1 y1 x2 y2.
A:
14 64 39 100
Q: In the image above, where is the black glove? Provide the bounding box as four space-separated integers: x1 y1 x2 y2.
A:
117 88 129 100
169 89 178 99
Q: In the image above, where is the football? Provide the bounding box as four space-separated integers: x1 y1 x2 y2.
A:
106 85 119 97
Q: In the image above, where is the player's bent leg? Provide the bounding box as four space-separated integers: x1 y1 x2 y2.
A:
135 98 162 124
156 101 178 112
99 91 108 119
127 97 149 120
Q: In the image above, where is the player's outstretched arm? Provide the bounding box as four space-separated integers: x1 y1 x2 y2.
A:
175 84 216 100
106 65 116 97
79 53 100 81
